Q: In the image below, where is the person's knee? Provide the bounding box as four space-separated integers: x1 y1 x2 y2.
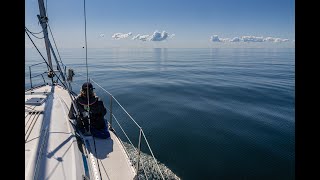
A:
91 128 110 139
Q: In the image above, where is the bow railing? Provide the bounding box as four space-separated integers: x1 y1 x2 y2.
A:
74 72 165 180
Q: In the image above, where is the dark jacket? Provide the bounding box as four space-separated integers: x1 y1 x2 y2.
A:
68 95 107 130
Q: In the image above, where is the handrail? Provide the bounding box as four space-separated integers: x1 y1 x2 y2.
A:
28 62 65 89
111 114 148 178
29 62 46 67
28 62 49 88
90 78 142 129
75 72 165 179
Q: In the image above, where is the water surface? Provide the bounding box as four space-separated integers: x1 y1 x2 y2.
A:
25 48 295 180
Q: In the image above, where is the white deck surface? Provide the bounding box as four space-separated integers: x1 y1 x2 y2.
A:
25 84 136 180
85 132 136 180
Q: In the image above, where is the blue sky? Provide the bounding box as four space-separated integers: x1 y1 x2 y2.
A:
25 0 295 48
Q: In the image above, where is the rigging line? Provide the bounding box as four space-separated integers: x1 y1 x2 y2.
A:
30 34 44 39
25 28 49 68
83 0 89 84
46 0 48 17
83 0 91 133
25 27 45 39
25 26 44 34
45 0 63 65
48 24 63 63
47 23 67 83
25 29 67 88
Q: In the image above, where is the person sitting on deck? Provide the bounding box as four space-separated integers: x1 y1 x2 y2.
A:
68 82 110 139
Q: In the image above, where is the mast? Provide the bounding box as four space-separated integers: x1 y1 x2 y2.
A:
37 0 54 79
34 0 79 118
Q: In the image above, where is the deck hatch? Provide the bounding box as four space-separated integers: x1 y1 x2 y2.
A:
25 97 46 106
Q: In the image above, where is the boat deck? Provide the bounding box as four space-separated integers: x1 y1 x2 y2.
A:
25 84 136 180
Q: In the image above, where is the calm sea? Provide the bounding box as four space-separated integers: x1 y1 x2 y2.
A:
25 48 295 180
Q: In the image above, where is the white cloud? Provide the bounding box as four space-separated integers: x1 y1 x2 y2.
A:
264 37 276 42
132 30 174 42
210 35 221 42
230 37 241 42
274 38 283 42
132 34 150 41
220 38 230 42
100 33 105 38
242 36 264 42
112 32 132 40
210 35 291 43
281 39 289 42
264 37 290 42
149 31 169 41
210 35 234 42
132 34 141 40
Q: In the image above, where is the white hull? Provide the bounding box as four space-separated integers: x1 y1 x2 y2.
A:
25 84 136 180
